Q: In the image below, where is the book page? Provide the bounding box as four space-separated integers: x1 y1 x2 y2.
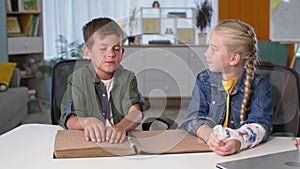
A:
54 130 135 158
132 129 211 154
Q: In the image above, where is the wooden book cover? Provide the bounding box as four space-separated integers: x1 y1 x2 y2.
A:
54 129 211 158
54 130 135 158
132 130 211 154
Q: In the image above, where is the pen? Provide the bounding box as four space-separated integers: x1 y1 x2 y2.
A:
127 131 140 154
292 136 300 151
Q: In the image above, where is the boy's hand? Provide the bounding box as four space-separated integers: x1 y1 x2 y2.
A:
82 117 106 143
106 126 127 144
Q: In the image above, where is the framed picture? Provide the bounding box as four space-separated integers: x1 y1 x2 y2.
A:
18 0 40 12
143 18 160 34
6 17 21 33
177 28 195 44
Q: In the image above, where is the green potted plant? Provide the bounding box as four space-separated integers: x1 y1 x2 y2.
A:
39 35 84 76
127 7 139 45
195 0 213 45
39 35 84 102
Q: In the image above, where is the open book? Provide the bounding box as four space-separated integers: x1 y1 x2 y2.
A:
54 129 211 158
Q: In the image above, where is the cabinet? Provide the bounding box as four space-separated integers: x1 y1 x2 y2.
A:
3 0 45 99
139 7 196 45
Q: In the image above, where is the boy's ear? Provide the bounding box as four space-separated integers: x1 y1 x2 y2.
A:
229 53 241 66
122 47 125 55
83 45 91 59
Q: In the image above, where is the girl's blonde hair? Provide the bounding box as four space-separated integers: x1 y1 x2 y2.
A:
215 19 258 122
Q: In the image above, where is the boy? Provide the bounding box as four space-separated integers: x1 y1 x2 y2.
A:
60 17 146 144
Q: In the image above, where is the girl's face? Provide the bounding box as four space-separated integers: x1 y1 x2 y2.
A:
204 30 232 73
84 34 124 80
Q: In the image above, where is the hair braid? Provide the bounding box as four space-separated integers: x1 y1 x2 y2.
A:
239 24 258 122
240 56 256 121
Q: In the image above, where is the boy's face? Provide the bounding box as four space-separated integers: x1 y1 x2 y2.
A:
84 34 124 80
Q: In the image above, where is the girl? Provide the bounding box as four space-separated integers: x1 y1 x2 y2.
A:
180 20 273 156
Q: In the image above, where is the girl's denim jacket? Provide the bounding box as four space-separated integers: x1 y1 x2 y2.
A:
180 69 274 142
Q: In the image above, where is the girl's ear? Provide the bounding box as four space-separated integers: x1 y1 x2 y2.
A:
229 53 241 66
83 45 91 59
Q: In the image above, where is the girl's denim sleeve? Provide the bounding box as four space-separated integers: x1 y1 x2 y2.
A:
180 73 215 135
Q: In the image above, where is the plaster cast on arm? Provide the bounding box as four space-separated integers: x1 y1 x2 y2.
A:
213 123 266 150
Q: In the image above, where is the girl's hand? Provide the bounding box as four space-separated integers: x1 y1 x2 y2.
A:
209 138 241 156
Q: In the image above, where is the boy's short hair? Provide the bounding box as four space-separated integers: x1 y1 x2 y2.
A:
82 17 124 48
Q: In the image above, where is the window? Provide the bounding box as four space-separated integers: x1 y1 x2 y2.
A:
43 0 218 60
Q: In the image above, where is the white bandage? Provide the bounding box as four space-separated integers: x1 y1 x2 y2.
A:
213 123 266 150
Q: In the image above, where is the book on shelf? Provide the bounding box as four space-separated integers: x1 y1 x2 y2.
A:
8 14 40 37
10 0 18 11
53 129 211 158
6 0 12 12
19 14 33 35
27 15 39 37
33 15 40 36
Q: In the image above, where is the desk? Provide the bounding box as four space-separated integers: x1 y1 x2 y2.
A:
0 124 296 169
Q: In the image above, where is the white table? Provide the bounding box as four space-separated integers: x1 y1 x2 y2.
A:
0 124 296 169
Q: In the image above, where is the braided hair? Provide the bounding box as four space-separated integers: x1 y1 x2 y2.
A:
215 20 258 122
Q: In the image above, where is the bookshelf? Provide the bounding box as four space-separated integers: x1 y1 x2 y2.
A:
3 0 45 100
139 7 197 45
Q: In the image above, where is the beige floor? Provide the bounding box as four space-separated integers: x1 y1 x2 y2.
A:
21 101 189 129
21 101 52 125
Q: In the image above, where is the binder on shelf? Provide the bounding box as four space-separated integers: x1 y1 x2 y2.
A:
54 129 211 158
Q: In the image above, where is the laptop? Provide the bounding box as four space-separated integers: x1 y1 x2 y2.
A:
216 150 300 169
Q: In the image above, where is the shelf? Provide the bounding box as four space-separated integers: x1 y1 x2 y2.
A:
138 7 197 45
7 11 41 15
21 74 35 79
4 0 46 100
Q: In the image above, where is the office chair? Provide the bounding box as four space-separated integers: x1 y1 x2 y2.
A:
51 59 177 130
51 59 91 125
257 64 300 137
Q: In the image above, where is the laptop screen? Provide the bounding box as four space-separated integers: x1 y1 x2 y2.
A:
216 150 300 169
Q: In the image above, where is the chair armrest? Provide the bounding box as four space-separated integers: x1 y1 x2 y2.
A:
9 68 21 87
142 116 178 131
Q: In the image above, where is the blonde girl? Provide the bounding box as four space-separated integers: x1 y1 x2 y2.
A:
180 20 273 156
